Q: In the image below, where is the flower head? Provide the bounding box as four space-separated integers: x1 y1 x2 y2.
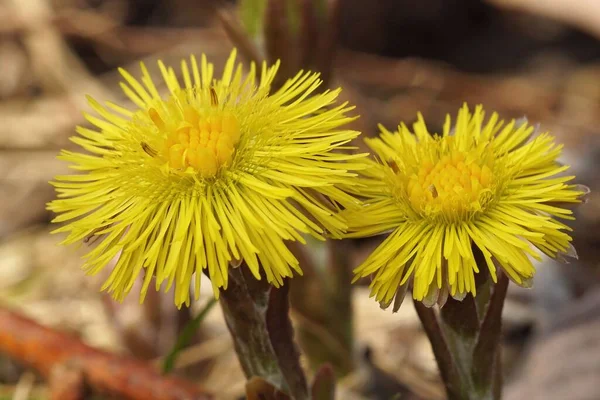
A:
48 49 364 307
347 104 583 308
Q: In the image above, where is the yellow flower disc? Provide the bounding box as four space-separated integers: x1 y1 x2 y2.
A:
406 149 494 216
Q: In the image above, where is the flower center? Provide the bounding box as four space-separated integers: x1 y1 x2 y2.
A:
407 150 494 215
148 104 240 178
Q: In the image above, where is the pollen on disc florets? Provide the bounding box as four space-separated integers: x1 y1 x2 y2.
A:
390 137 498 221
145 88 241 178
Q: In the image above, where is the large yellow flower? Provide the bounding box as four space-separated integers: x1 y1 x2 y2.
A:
347 104 583 308
48 49 364 307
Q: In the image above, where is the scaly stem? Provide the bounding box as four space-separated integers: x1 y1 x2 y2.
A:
414 301 469 399
218 265 309 400
414 274 509 400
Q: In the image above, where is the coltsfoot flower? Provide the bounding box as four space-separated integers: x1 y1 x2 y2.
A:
347 104 584 308
48 49 364 307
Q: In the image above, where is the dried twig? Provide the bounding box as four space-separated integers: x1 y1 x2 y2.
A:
0 307 213 400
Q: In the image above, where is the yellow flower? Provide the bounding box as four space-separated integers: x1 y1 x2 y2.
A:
48 49 364 307
347 104 583 308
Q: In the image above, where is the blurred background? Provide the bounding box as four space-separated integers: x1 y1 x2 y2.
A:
0 0 599 399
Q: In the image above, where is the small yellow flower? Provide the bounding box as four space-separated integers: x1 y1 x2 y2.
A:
347 104 583 308
48 49 364 307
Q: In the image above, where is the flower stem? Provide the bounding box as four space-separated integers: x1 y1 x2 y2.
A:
218 265 309 400
414 274 509 400
414 301 469 399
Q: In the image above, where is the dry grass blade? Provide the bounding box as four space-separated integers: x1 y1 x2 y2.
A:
215 4 264 66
